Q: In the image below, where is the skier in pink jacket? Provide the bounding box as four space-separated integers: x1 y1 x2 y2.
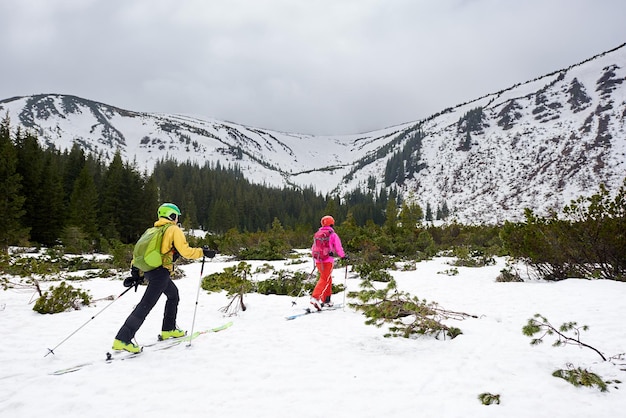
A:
310 215 346 311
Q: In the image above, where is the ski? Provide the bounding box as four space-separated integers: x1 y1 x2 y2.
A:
104 321 234 360
148 320 234 351
49 321 234 375
285 304 343 320
49 362 94 375
105 350 142 362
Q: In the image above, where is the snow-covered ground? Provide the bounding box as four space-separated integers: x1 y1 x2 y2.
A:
1 254 625 418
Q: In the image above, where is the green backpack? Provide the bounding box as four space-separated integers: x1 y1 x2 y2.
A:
132 224 171 272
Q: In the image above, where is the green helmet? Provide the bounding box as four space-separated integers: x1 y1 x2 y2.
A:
158 203 181 220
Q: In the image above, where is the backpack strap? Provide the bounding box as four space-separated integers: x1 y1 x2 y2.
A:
159 223 173 254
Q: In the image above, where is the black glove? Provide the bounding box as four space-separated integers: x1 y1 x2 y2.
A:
342 254 349 260
124 267 143 290
202 246 216 258
328 251 335 257
123 276 141 288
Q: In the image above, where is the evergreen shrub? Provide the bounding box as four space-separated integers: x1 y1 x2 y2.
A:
551 366 615 392
478 392 501 405
33 281 91 314
349 279 471 339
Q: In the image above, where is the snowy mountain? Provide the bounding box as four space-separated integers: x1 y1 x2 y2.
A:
1 43 625 223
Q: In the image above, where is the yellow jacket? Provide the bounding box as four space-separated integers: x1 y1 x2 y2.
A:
155 218 203 271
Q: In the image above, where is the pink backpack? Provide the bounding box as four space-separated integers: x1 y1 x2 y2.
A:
312 229 333 261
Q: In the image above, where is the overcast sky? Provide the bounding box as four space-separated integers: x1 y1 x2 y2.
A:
1 0 625 135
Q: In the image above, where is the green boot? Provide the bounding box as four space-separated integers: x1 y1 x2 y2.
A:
112 339 142 353
160 329 186 340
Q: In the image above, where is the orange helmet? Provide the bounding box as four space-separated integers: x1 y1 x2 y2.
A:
320 215 335 227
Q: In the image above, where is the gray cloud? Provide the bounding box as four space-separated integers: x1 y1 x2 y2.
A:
1 0 625 135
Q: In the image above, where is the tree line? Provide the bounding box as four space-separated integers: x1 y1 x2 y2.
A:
1 115 624 281
0 116 395 252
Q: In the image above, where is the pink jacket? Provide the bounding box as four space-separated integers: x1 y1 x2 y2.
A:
311 226 345 263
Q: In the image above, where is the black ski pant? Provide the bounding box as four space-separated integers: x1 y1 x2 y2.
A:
115 267 180 343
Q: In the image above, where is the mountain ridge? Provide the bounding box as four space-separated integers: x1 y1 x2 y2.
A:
2 43 625 223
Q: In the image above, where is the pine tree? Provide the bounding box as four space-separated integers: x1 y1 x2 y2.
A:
118 164 149 242
383 200 399 234
140 175 159 227
425 202 433 222
322 198 338 222
0 116 29 251
35 151 66 246
67 165 99 240
399 201 423 229
15 130 44 241
62 144 86 203
441 201 450 220
99 151 125 241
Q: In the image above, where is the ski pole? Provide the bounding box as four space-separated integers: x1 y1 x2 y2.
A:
187 256 206 348
343 263 348 311
44 284 135 357
291 264 316 306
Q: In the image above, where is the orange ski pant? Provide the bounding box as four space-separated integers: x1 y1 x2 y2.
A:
312 261 334 303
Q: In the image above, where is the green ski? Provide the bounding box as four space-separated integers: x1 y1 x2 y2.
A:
49 321 234 375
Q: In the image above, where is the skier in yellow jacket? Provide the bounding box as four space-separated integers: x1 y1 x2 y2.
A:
112 203 215 353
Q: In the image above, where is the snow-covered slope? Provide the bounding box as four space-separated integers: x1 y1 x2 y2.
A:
3 255 626 418
0 93 410 193
338 43 626 223
2 43 625 223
